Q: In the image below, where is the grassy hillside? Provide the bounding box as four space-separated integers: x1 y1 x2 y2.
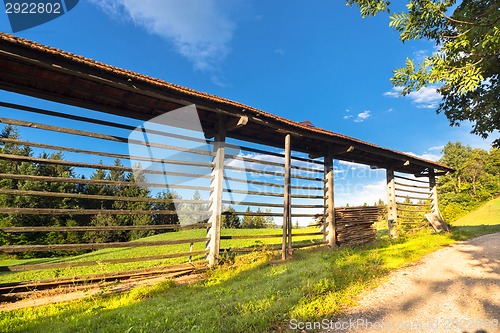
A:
453 197 500 226
450 198 500 240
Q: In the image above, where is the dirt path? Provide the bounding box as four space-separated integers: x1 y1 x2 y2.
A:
327 233 500 333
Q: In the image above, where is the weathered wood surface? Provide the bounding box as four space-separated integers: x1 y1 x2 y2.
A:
0 238 208 253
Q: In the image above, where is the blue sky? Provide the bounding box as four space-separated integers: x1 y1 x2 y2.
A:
0 1 496 221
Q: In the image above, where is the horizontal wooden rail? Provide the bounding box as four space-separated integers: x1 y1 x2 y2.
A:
395 181 430 189
396 201 432 207
223 176 284 188
224 165 323 181
0 238 208 253
395 188 430 195
291 193 325 199
394 175 429 184
0 250 209 272
0 173 207 190
223 188 284 197
291 213 323 217
220 232 323 241
0 208 209 215
0 116 214 156
0 138 214 169
0 153 213 179
0 223 210 233
395 194 430 200
221 211 283 217
0 263 207 293
221 200 284 208
397 215 427 220
0 101 210 146
396 208 430 213
291 241 328 249
0 188 204 204
234 143 324 166
225 153 323 173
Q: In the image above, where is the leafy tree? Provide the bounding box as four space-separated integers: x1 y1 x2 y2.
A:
438 141 500 221
347 0 500 146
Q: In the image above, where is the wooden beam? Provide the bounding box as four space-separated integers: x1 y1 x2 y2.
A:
226 115 248 131
386 168 398 238
324 150 337 247
282 134 292 260
414 171 449 178
428 171 441 216
205 115 248 138
206 116 226 267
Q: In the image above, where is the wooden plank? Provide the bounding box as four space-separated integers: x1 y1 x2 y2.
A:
395 188 430 195
206 117 225 267
224 164 323 181
396 201 432 207
0 223 210 233
0 238 208 253
0 153 213 179
223 176 284 188
394 181 430 189
0 208 209 215
0 250 209 272
396 194 430 201
222 211 283 217
386 168 398 238
0 138 213 168
0 263 207 293
394 174 433 184
282 134 292 260
0 101 209 145
0 188 196 204
0 173 211 191
324 151 336 247
0 116 213 156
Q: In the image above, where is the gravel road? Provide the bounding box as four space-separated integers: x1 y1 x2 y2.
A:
325 233 500 333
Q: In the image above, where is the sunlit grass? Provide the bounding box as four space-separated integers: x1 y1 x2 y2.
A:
0 227 322 283
0 201 498 333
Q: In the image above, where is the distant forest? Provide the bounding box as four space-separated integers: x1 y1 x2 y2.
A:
0 125 274 250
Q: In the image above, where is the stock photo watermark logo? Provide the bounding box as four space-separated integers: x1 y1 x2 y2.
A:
128 104 249 225
3 0 79 33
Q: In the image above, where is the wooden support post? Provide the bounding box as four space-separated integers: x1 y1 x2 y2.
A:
206 117 226 267
386 168 398 238
429 170 441 216
282 134 292 260
324 151 337 247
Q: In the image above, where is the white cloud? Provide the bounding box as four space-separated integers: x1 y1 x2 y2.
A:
90 0 237 72
336 180 386 207
414 49 428 62
384 86 441 109
404 150 441 162
354 110 371 122
428 145 444 152
343 115 353 120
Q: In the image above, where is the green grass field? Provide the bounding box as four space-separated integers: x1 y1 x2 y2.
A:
0 199 498 333
0 227 323 284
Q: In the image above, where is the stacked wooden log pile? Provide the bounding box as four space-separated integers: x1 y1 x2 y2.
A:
335 206 383 246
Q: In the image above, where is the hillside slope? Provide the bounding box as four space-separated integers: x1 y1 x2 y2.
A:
452 197 500 226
